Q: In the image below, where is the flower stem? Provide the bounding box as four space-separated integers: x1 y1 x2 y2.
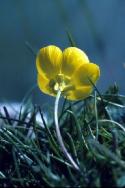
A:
54 90 80 171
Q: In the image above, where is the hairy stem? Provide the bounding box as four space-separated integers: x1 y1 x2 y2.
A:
54 90 80 171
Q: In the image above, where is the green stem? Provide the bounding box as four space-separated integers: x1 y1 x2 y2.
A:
54 90 80 171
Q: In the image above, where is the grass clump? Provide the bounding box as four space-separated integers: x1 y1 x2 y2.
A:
0 85 125 187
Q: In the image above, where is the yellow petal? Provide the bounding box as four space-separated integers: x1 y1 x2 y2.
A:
36 45 62 79
72 63 100 87
61 47 89 77
65 86 93 101
37 74 55 97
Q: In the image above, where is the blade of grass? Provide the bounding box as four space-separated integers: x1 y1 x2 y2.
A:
98 119 125 134
38 106 61 157
66 30 76 47
94 91 99 140
88 139 125 168
12 147 24 187
67 110 88 152
3 106 12 125
66 132 80 165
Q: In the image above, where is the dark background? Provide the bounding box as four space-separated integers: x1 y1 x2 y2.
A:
0 0 125 104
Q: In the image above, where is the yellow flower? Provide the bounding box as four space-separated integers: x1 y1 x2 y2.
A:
36 45 100 100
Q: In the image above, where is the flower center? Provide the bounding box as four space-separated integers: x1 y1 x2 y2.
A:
49 74 74 94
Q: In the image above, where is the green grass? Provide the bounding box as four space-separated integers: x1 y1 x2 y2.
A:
0 85 125 187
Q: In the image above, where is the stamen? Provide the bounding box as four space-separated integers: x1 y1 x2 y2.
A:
49 74 73 94
54 83 60 91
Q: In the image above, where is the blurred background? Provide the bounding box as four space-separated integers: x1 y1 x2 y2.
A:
0 0 125 104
